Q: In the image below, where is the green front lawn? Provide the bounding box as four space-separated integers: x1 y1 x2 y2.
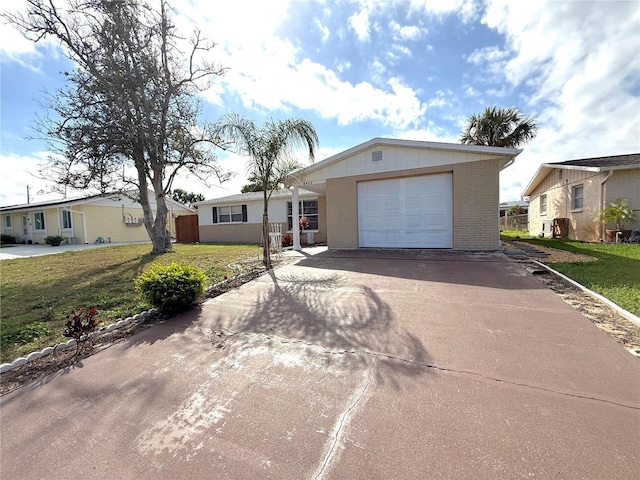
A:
501 231 640 316
0 244 261 363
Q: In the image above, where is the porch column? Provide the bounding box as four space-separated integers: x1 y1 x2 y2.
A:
292 186 301 250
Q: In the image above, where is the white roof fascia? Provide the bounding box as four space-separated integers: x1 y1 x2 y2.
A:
196 189 317 207
288 137 520 182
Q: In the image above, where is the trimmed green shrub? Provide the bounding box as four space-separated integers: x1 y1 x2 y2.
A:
135 263 207 314
44 235 64 246
1 234 17 244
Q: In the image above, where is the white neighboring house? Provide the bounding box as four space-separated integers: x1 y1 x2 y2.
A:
196 189 326 245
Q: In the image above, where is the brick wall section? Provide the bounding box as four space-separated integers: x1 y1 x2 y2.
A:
326 158 502 250
326 177 359 249
453 159 500 249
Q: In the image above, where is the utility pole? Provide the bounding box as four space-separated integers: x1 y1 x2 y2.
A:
27 185 30 204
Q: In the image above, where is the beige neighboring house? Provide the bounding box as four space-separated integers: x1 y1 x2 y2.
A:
522 153 640 241
279 137 520 250
0 191 194 245
196 189 326 245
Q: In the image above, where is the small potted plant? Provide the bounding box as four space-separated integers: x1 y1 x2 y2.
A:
44 235 64 246
299 216 314 245
595 198 636 242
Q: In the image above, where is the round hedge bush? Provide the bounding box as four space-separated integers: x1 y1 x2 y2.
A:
135 263 207 314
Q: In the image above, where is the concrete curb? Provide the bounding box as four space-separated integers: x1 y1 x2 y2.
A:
531 260 640 328
0 309 159 374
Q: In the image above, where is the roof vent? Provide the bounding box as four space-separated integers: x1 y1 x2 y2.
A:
372 150 383 162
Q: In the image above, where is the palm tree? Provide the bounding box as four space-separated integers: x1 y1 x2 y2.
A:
460 106 538 148
214 114 319 268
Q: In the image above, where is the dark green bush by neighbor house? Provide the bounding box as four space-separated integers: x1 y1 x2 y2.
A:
1 234 17 244
135 263 207 314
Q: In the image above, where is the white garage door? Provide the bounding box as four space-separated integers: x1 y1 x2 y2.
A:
357 173 452 248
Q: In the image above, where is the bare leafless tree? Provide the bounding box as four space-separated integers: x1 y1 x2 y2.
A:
4 0 230 253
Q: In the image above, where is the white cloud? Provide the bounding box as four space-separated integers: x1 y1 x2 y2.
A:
314 19 330 42
0 152 67 206
0 1 65 72
389 21 423 41
408 0 478 21
389 44 412 58
480 0 640 200
348 7 371 42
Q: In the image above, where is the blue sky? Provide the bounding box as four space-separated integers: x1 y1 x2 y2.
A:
1 0 639 206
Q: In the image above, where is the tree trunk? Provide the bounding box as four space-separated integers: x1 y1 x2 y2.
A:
262 190 271 268
149 193 171 254
139 175 172 254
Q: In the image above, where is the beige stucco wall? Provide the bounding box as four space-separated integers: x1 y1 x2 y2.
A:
326 158 501 250
528 167 639 241
605 169 640 232
199 223 263 243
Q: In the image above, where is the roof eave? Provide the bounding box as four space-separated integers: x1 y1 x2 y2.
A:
286 137 520 184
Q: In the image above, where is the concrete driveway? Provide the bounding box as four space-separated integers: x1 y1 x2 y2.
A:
1 250 638 479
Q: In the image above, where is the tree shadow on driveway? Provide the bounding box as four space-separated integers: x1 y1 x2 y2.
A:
206 266 432 389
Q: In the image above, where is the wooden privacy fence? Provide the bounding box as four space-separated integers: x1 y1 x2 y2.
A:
175 214 199 243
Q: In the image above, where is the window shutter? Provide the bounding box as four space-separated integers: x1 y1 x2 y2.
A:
212 207 218 223
242 204 248 222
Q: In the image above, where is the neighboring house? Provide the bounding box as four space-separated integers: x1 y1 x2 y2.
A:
522 153 640 241
0 191 194 244
281 137 520 250
196 189 326 244
499 200 529 230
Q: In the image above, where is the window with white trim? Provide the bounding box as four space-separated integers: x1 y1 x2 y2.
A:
571 184 583 210
4 215 11 228
212 205 247 223
287 200 318 230
33 211 45 231
60 209 72 229
540 194 547 215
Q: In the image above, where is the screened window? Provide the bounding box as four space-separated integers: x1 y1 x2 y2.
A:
212 205 247 224
287 200 319 230
540 195 547 215
571 185 583 210
61 209 72 229
4 215 11 228
33 212 45 231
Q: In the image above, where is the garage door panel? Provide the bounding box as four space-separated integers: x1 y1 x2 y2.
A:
358 174 452 248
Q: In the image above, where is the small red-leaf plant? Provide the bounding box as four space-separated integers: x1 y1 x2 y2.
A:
63 307 102 355
299 216 310 231
282 234 293 247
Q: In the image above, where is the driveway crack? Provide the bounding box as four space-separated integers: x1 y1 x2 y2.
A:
220 328 639 411
312 356 377 480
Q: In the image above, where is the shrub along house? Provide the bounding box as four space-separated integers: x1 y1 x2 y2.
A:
0 191 194 245
196 189 326 245
522 153 640 241
283 137 521 250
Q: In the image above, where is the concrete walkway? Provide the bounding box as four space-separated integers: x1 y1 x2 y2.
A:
0 241 153 260
1 251 638 479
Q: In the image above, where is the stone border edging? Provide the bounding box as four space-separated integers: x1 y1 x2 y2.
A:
0 309 160 374
531 260 640 328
